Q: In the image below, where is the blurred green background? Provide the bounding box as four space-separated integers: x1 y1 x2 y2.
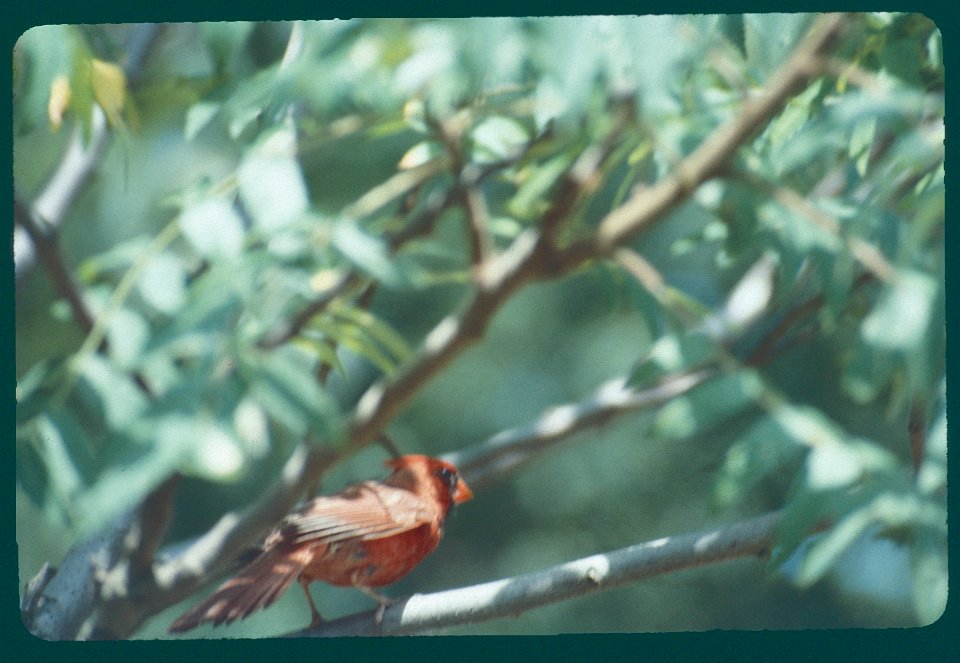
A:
15 15 945 637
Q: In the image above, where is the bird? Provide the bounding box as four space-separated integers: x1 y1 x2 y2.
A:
168 454 473 633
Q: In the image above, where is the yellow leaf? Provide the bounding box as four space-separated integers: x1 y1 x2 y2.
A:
48 75 72 131
91 59 127 128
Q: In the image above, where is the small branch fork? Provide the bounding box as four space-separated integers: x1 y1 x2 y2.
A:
24 14 852 640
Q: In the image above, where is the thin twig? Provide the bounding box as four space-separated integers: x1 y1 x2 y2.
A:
748 175 896 282
15 196 96 334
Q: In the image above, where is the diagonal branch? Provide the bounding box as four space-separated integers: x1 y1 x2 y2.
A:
446 369 715 490
560 13 849 264
292 510 785 636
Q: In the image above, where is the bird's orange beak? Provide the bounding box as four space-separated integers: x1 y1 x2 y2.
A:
452 476 473 504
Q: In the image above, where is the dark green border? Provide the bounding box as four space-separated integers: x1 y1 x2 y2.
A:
7 1 958 661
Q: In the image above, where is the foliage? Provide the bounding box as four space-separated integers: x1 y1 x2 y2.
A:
15 14 945 635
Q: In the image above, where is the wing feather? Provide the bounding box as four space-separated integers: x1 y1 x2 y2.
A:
282 482 436 546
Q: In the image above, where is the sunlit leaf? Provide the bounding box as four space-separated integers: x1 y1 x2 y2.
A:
48 74 72 131
180 197 245 258
398 140 442 169
185 101 222 140
138 252 187 315
105 307 150 370
471 115 529 164
91 58 127 128
653 370 762 439
332 218 409 288
862 270 936 351
237 127 309 230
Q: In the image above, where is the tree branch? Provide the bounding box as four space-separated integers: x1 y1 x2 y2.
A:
291 510 785 636
15 195 96 333
561 13 849 262
446 369 715 490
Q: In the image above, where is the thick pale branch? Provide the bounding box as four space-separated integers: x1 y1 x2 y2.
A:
147 446 339 606
293 510 784 636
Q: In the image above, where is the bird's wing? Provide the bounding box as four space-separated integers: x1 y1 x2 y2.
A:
281 482 437 546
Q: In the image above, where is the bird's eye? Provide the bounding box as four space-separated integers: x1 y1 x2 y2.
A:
436 466 458 491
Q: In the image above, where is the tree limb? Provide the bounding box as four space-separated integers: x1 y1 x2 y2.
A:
446 369 715 490
560 13 850 264
291 510 785 636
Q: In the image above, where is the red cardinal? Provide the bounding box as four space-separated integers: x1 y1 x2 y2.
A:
168 455 472 633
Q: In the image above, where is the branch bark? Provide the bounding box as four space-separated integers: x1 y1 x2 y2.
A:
446 369 715 490
290 510 785 636
560 13 849 264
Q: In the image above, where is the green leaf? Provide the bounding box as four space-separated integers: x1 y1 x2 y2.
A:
767 78 823 148
292 334 346 378
105 307 150 370
68 31 95 142
243 347 342 441
653 370 762 439
17 408 96 528
17 358 69 426
758 199 841 255
137 251 188 315
200 21 255 71
508 154 572 220
180 196 245 258
237 126 309 230
862 270 937 351
715 414 806 507
74 354 148 431
628 332 718 388
848 117 877 176
185 101 222 140
63 419 190 534
332 218 409 288
743 14 812 77
398 140 443 169
794 506 874 586
912 524 948 625
332 302 410 364
161 415 247 481
471 115 529 164
771 405 845 449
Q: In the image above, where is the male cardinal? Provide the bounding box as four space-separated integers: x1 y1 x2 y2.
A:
168 454 472 633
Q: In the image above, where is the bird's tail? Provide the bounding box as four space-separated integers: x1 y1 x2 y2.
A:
168 545 310 633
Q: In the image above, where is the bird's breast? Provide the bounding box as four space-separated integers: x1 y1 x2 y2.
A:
300 523 442 588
